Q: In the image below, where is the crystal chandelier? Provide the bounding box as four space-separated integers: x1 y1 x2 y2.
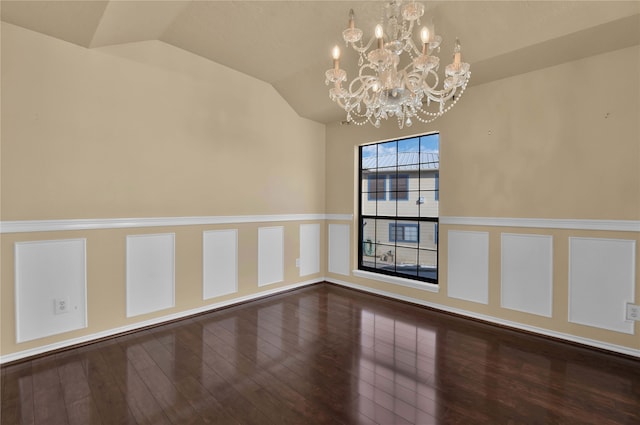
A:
325 0 470 128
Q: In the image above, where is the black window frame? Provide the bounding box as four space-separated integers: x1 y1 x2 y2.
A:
358 134 439 284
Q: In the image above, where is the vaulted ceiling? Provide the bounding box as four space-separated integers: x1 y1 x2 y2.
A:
2 1 639 124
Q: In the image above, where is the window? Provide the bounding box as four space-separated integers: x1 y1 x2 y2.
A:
389 174 409 200
367 174 386 201
390 223 419 243
359 134 439 284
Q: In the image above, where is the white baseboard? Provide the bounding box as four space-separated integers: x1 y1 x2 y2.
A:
0 278 322 365
327 278 640 359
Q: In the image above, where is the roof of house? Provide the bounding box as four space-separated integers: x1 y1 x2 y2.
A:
362 152 439 172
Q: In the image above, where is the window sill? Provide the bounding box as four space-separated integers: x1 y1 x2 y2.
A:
352 270 439 293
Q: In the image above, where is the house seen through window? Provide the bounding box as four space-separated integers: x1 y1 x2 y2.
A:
359 133 439 284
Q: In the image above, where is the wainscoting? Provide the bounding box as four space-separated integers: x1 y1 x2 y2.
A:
1 214 344 363
2 214 638 363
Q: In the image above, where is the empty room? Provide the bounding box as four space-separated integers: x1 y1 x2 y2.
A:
1 1 639 424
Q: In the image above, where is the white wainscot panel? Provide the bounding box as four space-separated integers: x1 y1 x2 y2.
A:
203 229 238 300
328 224 350 276
569 237 636 334
15 239 87 343
447 230 489 304
126 233 175 317
501 233 553 317
299 224 320 277
258 226 284 287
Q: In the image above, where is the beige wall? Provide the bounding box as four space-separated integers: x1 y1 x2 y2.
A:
1 23 325 220
0 23 326 358
326 45 640 352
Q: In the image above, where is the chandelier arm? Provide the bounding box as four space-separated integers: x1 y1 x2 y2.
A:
401 18 416 42
350 36 376 55
405 38 423 57
347 75 377 98
416 72 471 120
421 69 440 91
423 89 455 104
357 63 378 78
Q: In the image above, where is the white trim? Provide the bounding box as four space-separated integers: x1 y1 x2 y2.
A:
325 214 354 221
440 216 640 232
7 215 635 233
0 214 331 234
327 278 640 359
352 269 439 293
0 278 322 365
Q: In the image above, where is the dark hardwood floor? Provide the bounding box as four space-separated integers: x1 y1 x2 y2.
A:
2 282 639 424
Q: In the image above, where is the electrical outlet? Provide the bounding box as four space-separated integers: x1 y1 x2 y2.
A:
626 303 640 321
296 258 300 267
54 297 70 315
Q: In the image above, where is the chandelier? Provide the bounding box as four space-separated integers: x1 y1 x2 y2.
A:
325 0 470 128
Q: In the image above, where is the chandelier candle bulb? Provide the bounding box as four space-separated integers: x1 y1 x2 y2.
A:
453 38 462 67
420 27 429 54
348 9 355 29
332 46 340 70
375 25 384 49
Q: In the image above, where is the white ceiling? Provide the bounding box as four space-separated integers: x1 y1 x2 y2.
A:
2 1 639 124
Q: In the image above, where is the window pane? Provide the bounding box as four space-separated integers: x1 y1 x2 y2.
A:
366 174 386 201
389 174 409 200
396 247 419 278
361 192 377 215
419 190 439 217
419 221 438 249
404 225 418 242
397 191 419 217
389 221 420 243
375 219 393 242
399 137 419 153
420 134 439 155
361 144 378 169
398 138 420 167
375 244 396 272
419 249 437 280
377 199 396 216
361 219 377 248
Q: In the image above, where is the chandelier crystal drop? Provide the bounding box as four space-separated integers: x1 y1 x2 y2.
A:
325 0 470 128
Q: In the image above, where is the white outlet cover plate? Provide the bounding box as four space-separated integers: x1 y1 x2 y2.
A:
54 297 70 314
626 303 640 321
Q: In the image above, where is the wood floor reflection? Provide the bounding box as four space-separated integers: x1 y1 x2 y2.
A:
2 283 639 424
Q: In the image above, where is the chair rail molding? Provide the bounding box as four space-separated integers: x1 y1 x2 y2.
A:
0 214 355 234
